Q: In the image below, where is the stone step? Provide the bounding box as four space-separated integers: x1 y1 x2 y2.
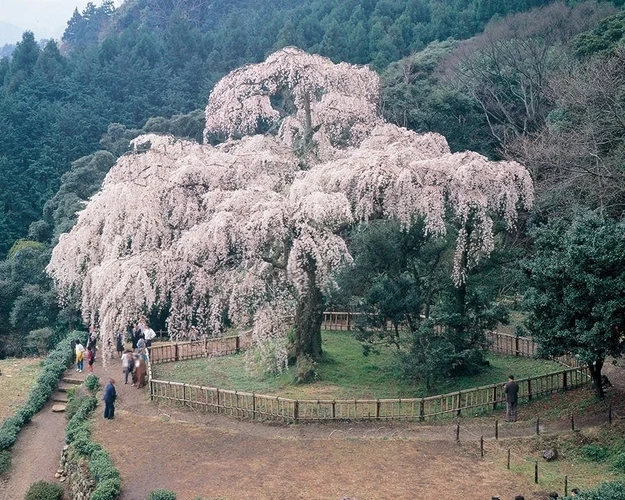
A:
51 404 66 413
57 384 76 393
62 377 83 385
52 394 69 403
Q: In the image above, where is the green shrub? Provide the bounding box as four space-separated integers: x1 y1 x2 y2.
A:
147 490 177 500
90 449 120 482
66 394 92 420
24 480 64 500
90 477 122 500
612 452 625 473
581 444 610 462
85 374 100 393
0 449 10 475
571 481 625 499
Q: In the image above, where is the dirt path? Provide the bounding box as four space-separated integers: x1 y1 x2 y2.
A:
0 370 73 499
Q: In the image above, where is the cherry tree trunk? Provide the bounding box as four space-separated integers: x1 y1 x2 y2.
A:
293 254 324 361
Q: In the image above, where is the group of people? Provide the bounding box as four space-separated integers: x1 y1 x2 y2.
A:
69 318 157 420
71 326 99 373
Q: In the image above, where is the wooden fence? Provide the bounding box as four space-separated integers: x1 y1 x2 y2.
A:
146 328 590 423
148 366 589 423
149 335 245 364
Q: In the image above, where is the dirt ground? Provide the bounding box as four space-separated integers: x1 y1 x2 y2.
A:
2 352 624 500
89 354 624 500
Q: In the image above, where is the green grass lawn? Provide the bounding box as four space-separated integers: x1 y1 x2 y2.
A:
153 330 564 400
0 357 43 421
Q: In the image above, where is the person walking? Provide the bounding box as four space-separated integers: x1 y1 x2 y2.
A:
87 347 95 373
103 378 117 419
121 350 134 384
75 340 86 372
504 374 520 422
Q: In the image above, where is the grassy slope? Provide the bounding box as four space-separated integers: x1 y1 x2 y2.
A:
153 330 563 400
0 358 42 421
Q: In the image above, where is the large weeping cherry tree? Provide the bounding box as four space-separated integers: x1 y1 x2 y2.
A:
47 47 533 367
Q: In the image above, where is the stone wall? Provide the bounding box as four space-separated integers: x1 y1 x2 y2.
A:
59 445 96 500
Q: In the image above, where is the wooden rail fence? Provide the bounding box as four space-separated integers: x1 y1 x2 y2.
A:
147 332 590 423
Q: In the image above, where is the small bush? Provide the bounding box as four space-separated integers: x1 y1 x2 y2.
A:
85 374 100 393
65 394 91 420
0 449 10 475
90 449 120 482
147 489 177 500
581 444 610 462
24 480 64 500
612 452 625 473
572 481 625 499
90 477 122 500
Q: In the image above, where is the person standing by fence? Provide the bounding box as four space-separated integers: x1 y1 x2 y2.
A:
505 375 519 422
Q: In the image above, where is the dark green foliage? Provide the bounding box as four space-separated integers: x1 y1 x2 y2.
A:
568 482 625 500
612 453 625 473
0 449 10 475
581 444 610 462
90 478 122 500
147 490 177 500
334 218 507 388
85 374 100 393
574 11 625 58
24 480 64 500
523 210 625 397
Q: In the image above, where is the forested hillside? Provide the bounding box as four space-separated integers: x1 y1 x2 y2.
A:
1 0 624 358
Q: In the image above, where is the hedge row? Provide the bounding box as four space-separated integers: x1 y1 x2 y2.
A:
0 331 84 473
66 374 122 500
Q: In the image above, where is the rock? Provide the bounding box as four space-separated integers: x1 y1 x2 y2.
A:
542 448 558 461
51 404 66 412
59 476 66 482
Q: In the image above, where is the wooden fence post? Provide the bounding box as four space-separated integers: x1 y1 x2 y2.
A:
563 370 568 390
235 336 240 353
457 391 462 416
515 335 520 357
528 378 532 401
456 421 460 441
294 400 299 424
507 448 511 469
536 418 540 435
480 436 484 457
492 386 498 411
495 419 499 440
174 343 179 361
419 399 425 421
376 400 380 419
534 461 539 484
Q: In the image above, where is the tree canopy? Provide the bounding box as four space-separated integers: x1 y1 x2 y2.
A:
523 210 625 397
47 48 533 367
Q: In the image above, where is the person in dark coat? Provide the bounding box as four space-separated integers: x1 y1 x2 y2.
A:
103 378 117 419
115 331 124 358
504 374 520 422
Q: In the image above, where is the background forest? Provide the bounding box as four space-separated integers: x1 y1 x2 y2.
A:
1 0 625 389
